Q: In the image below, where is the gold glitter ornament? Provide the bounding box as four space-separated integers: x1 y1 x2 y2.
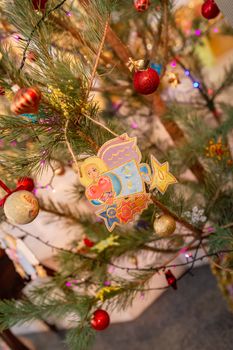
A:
205 138 229 161
154 214 176 237
4 190 39 225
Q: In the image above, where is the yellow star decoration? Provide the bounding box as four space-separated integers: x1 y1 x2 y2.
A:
150 155 178 194
96 286 121 302
91 235 119 253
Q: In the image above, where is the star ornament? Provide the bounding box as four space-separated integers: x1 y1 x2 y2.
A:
150 155 178 194
92 234 119 253
96 286 121 302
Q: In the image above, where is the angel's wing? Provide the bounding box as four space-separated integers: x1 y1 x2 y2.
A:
98 134 142 169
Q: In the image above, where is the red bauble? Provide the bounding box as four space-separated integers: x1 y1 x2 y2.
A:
32 0 48 10
165 270 177 290
0 86 5 96
17 177 35 192
201 0 220 20
83 237 95 248
133 68 160 95
134 0 151 12
11 86 41 115
91 309 110 331
27 51 38 62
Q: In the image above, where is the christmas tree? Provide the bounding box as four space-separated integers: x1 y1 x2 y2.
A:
0 0 233 349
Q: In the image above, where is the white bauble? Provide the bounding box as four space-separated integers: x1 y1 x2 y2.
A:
4 190 39 225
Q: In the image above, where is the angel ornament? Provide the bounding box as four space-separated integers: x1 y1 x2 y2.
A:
79 134 177 231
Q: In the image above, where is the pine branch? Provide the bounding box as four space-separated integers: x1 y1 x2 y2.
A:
66 326 95 350
19 0 68 71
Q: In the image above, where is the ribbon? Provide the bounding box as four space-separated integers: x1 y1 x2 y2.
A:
0 180 28 207
127 57 146 72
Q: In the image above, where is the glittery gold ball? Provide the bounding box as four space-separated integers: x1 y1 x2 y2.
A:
153 215 176 237
4 190 39 225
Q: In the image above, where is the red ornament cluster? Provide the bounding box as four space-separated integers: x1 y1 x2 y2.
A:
165 269 177 290
91 309 110 331
32 0 48 11
133 67 160 95
11 86 42 115
134 0 151 12
201 0 220 20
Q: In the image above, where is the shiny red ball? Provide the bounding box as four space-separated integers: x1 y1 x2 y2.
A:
133 68 160 95
17 177 35 192
91 309 110 331
201 0 220 20
134 0 151 12
32 0 48 10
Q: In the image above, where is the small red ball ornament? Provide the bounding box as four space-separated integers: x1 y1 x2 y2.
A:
201 0 220 20
17 177 35 192
32 0 48 11
134 0 151 12
91 309 110 331
83 237 95 248
133 68 160 95
27 51 38 62
11 86 41 115
165 269 177 290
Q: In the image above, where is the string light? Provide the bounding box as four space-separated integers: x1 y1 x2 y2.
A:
131 121 138 129
193 81 200 89
185 70 190 76
195 29 201 36
104 281 111 286
140 292 145 300
12 34 27 42
12 34 21 41
170 60 177 68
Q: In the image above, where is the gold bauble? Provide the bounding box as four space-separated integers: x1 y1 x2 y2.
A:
153 215 176 237
4 190 39 225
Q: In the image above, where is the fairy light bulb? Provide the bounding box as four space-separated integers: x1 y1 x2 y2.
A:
193 81 200 88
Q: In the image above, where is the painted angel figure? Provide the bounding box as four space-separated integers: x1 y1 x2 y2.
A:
79 134 152 231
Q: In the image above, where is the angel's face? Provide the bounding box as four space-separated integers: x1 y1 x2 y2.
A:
86 164 100 180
